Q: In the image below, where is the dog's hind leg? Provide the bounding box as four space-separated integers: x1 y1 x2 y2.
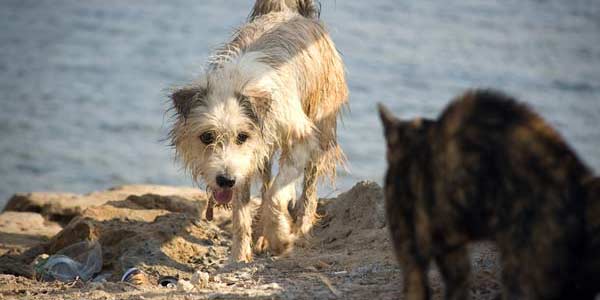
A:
292 114 344 237
292 159 318 237
261 141 315 255
260 157 273 203
231 182 254 262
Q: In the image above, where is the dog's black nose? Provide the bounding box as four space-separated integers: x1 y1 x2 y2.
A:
216 174 236 188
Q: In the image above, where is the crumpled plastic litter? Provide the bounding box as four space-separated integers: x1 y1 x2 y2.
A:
35 240 102 282
121 267 149 285
158 275 178 288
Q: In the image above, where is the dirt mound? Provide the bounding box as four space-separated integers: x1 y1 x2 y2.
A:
45 193 233 281
315 181 387 247
4 185 204 225
322 180 387 230
0 212 61 256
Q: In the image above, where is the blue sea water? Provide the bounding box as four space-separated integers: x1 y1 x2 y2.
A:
0 0 599 207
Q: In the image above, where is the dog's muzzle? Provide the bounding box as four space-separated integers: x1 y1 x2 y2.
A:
213 174 235 205
216 174 236 188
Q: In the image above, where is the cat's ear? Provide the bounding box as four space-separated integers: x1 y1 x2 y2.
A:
408 118 435 135
378 103 400 139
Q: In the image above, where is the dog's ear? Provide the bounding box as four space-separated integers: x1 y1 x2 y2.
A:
244 89 272 116
238 89 272 130
171 86 207 118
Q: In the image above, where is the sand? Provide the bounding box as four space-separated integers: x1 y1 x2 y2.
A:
0 181 502 299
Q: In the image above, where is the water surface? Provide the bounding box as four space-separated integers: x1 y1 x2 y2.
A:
1 0 599 206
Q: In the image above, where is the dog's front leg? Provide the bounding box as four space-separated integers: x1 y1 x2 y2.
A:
231 182 253 263
253 158 272 254
261 142 313 255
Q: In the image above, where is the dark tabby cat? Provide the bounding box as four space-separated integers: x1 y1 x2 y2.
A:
378 89 599 300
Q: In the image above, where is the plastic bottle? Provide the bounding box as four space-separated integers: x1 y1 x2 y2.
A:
36 240 102 282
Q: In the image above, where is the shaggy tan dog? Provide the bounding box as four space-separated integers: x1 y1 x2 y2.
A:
169 0 348 262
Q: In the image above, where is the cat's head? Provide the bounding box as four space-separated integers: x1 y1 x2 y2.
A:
378 103 434 164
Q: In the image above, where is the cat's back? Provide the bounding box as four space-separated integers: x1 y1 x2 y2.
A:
436 89 548 141
434 89 591 196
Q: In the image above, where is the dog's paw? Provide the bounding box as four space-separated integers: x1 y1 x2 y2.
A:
294 220 313 237
267 234 295 255
230 251 253 264
254 234 294 256
231 241 253 263
293 235 311 249
293 214 317 238
253 236 269 254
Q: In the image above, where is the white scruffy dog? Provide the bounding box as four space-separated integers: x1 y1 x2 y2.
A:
169 0 348 262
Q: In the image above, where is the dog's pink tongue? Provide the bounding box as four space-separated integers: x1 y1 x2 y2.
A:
214 189 233 204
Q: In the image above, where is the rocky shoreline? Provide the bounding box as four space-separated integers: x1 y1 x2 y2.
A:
0 182 501 299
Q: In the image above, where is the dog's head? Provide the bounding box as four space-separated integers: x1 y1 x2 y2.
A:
169 70 272 205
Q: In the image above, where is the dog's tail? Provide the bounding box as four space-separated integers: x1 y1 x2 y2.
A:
249 0 319 20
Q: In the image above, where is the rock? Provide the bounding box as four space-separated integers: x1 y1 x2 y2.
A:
190 270 210 289
3 185 206 225
177 279 194 292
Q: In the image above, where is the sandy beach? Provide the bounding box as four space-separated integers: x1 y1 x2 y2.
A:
0 182 502 299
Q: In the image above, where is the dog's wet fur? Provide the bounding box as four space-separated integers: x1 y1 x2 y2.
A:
379 89 600 299
169 0 347 262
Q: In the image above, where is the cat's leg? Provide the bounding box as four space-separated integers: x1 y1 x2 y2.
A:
435 245 470 300
390 216 431 299
400 254 430 300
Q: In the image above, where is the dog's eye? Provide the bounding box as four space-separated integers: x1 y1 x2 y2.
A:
199 132 215 144
236 132 249 145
